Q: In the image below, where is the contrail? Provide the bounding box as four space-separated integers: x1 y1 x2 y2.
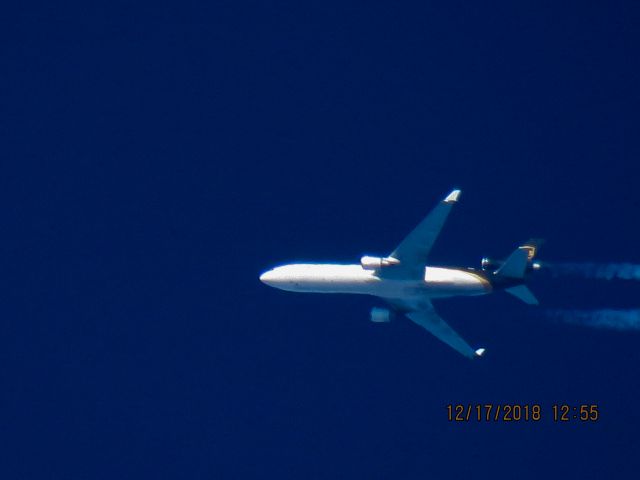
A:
542 262 640 281
546 309 640 331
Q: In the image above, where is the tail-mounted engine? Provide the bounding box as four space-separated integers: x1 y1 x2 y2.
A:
480 257 501 271
481 239 543 274
360 256 400 270
481 256 541 273
370 307 393 323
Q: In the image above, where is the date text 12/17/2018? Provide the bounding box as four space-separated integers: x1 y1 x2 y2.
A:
446 404 599 422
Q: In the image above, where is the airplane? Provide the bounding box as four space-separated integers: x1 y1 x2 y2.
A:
259 189 541 359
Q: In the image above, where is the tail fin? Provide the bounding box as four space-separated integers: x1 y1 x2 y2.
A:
495 246 530 279
505 285 539 305
495 240 541 279
496 240 541 305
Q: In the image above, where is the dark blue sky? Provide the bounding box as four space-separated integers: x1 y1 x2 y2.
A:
2 2 640 478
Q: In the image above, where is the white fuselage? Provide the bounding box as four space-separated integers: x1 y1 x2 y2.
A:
259 264 491 300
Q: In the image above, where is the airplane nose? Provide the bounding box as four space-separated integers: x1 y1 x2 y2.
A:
260 268 293 289
259 270 276 285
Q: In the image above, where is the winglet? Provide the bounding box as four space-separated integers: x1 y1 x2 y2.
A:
444 189 461 204
475 348 486 357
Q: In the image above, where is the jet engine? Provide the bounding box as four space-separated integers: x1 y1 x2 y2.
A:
481 257 541 272
370 307 392 323
480 257 502 271
360 256 400 270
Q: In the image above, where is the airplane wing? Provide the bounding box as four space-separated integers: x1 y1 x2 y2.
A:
386 189 461 279
405 302 485 359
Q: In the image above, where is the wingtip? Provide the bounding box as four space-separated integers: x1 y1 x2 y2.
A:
444 189 462 203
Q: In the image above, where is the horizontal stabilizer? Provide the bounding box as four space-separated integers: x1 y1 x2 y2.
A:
505 285 539 305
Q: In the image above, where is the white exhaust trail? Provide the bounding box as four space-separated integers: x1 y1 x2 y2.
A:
543 262 640 281
546 309 640 331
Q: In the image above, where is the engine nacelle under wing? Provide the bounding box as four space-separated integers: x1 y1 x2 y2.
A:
360 256 400 270
370 307 393 323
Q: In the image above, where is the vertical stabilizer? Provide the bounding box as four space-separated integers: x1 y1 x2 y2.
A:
495 246 530 279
